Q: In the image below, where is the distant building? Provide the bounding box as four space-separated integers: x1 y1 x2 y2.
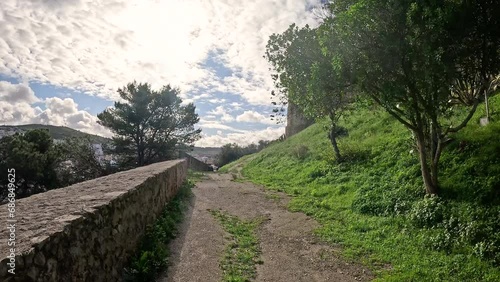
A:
285 102 314 138
0 127 23 139
92 143 104 162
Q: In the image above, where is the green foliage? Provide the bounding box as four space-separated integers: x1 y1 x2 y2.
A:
210 210 263 282
408 195 445 228
423 206 500 265
0 129 62 200
98 82 201 167
57 137 110 186
216 140 274 167
187 169 206 183
265 23 354 159
123 180 194 281
440 120 500 204
325 0 500 194
351 183 421 217
293 145 309 160
226 95 500 280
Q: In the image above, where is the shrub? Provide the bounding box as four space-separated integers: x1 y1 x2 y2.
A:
293 145 309 160
408 195 446 228
352 183 421 216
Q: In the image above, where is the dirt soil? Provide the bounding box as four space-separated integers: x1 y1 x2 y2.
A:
158 173 373 282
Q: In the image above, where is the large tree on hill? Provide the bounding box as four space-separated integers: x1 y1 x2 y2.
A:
328 0 500 194
98 82 201 167
265 23 354 161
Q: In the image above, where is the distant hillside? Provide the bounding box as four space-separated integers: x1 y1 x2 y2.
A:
0 124 111 143
189 146 221 164
190 147 221 156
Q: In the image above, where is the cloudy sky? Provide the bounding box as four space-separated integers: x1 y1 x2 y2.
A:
0 0 322 146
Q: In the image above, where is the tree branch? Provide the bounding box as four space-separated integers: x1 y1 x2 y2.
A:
445 99 479 134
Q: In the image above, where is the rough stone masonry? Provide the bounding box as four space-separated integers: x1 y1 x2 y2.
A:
0 159 188 281
285 102 314 138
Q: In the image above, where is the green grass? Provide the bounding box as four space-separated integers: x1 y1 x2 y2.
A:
264 192 281 202
210 210 264 282
123 178 194 282
188 169 207 183
224 95 500 281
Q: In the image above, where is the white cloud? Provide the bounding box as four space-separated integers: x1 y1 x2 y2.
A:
236 110 275 125
208 106 234 122
208 98 226 104
0 100 41 123
0 0 214 101
0 0 322 146
0 82 111 137
36 97 111 137
0 81 41 124
230 102 243 110
195 126 285 147
45 97 78 116
0 0 321 105
0 81 39 104
198 118 245 133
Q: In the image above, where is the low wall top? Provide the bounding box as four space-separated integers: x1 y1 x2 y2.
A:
0 160 184 258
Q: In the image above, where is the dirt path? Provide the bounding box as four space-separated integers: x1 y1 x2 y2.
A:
159 173 372 282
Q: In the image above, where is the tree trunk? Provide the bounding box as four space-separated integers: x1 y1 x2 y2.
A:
485 91 490 120
430 160 439 193
415 132 439 195
137 147 143 166
137 142 144 167
329 126 342 161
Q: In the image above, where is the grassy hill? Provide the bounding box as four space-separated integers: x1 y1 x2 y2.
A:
222 95 500 281
0 124 110 143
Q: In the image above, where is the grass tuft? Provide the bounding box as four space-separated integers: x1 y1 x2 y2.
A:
210 210 264 282
123 177 194 281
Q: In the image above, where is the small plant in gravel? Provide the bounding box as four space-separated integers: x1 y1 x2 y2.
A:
210 209 264 282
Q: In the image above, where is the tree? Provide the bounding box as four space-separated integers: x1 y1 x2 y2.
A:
265 23 354 161
215 143 243 167
215 142 269 167
0 129 62 200
329 0 500 194
57 137 107 185
98 82 201 167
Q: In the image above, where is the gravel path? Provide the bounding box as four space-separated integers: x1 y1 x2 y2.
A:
158 173 372 282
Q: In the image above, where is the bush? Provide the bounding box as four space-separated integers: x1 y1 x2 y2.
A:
352 183 421 216
408 195 446 228
293 145 309 160
216 140 276 167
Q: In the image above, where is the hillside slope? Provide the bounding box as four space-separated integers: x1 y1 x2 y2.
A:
223 95 500 281
0 124 110 143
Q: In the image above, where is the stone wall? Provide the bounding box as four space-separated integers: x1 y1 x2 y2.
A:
0 160 188 281
285 102 314 138
179 151 213 171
